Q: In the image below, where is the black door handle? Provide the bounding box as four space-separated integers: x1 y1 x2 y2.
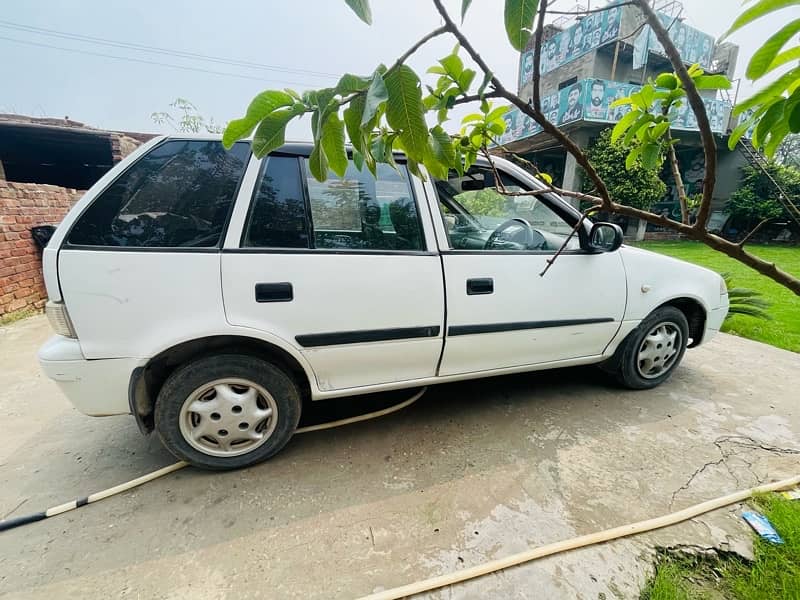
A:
255 282 293 302
466 278 493 295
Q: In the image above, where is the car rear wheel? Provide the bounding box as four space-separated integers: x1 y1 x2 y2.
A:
154 354 301 470
610 306 689 390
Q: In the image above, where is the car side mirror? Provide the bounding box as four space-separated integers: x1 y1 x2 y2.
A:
587 222 623 253
31 225 56 250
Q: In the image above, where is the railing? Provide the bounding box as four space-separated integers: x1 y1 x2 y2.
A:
495 78 731 146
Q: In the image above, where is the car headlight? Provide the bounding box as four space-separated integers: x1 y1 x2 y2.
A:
45 300 77 338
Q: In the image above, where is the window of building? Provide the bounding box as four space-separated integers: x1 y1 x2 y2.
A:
68 140 250 248
558 76 578 90
243 156 309 248
303 160 425 251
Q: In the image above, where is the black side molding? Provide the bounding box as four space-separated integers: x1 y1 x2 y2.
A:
467 278 494 295
448 318 614 336
296 326 441 348
255 282 293 303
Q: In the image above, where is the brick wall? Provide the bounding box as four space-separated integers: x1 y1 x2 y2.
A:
0 182 83 317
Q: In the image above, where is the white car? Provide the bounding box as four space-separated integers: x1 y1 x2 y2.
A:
38 136 728 470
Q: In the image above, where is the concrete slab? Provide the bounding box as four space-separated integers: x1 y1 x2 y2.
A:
0 316 798 599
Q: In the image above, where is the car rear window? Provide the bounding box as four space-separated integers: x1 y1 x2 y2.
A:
67 140 250 248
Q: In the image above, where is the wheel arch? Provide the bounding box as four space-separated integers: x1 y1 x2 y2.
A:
658 296 707 348
130 334 314 434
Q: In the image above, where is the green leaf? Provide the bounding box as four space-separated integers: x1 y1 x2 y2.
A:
461 0 473 22
343 94 366 153
610 97 633 108
440 54 465 80
462 113 484 123
623 113 654 146
655 73 678 90
651 121 670 139
640 143 660 170
764 118 790 157
222 90 295 148
251 107 302 158
736 66 800 112
766 46 800 74
352 148 365 171
486 105 509 122
753 99 785 147
321 112 348 177
458 69 476 92
789 101 800 132
335 73 372 95
625 146 643 170
504 0 539 51
362 71 388 126
611 110 641 144
723 0 800 38
693 75 732 90
308 141 329 182
344 0 372 24
747 19 800 79
429 125 456 167
427 65 448 75
537 172 553 185
384 65 429 160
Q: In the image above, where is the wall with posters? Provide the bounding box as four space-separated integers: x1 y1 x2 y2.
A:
519 4 622 89
497 78 731 146
635 13 716 71
519 4 717 92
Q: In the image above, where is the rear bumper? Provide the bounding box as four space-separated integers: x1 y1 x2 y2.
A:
38 336 144 416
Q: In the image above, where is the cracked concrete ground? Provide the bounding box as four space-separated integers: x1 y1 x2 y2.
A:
0 315 798 599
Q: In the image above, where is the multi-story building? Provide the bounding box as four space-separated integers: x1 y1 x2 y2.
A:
495 0 745 238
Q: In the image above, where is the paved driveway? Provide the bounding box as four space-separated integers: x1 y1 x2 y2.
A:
1 316 798 599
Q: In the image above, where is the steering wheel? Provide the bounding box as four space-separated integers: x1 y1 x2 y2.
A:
484 218 546 250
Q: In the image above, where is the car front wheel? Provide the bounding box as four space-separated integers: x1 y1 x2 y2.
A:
610 306 690 390
154 354 301 470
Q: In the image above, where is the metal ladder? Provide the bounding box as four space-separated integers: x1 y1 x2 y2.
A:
736 137 800 228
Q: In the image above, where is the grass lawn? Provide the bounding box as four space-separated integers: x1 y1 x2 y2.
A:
641 493 800 599
636 241 800 353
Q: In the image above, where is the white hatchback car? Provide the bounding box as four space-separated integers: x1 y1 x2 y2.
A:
38 136 728 469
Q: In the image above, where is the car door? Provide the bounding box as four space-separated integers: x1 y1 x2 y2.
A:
429 162 626 377
221 152 444 392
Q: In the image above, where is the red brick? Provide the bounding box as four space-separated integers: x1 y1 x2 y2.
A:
7 298 26 311
4 232 19 241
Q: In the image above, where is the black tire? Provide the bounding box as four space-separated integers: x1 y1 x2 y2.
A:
607 306 689 390
154 354 301 470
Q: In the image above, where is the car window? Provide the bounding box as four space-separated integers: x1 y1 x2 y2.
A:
434 165 579 252
242 156 309 248
303 160 425 251
68 140 250 248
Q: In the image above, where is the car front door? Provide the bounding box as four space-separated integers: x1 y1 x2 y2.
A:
222 153 444 393
430 162 627 377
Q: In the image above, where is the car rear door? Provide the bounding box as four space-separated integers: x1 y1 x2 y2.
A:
221 151 444 393
428 162 626 376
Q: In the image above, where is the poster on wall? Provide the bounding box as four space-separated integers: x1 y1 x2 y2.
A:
497 78 730 146
519 6 716 91
518 3 623 89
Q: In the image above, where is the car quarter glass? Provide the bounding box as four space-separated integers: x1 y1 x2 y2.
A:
67 140 250 248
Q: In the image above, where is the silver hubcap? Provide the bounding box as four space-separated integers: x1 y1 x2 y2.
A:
179 378 278 457
636 322 682 380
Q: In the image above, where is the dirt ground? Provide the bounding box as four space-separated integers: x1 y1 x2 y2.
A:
1 315 798 599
